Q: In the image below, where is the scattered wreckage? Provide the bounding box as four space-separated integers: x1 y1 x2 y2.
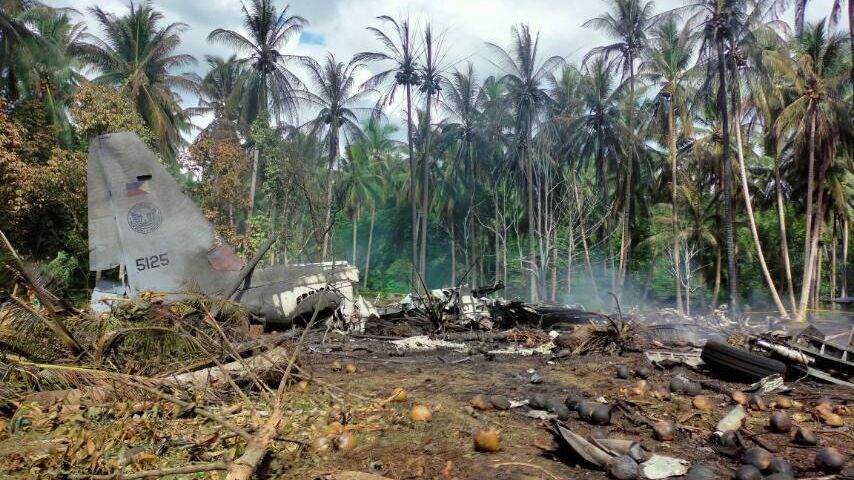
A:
87 132 372 331
2 130 851 479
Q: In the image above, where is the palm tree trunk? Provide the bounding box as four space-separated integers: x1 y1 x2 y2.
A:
668 98 683 314
618 56 635 294
406 83 418 286
525 123 537 302
712 244 722 309
831 219 837 301
419 93 432 282
567 222 574 297
573 184 601 306
364 205 375 288
494 187 500 282
797 113 818 321
842 215 849 298
450 220 457 286
321 123 338 261
731 86 789 318
352 204 359 266
815 245 824 308
774 152 797 312
551 226 558 302
248 147 259 221
716 35 738 315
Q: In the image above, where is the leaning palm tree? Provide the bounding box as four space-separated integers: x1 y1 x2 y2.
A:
486 24 563 302
355 16 421 280
208 0 306 217
584 0 655 293
77 2 197 159
294 54 372 260
773 20 849 321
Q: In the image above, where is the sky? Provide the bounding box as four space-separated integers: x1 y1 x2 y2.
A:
47 0 844 142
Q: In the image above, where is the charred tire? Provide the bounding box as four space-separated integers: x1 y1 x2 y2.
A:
701 340 787 380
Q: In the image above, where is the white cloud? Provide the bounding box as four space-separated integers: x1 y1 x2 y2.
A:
47 0 845 143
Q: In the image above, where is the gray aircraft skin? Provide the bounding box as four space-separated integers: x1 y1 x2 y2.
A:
87 132 358 326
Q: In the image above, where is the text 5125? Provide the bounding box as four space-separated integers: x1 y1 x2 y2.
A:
135 253 169 271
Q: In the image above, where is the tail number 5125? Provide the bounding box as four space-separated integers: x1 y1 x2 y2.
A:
136 253 169 271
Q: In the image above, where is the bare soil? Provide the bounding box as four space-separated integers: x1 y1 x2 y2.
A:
1 335 851 479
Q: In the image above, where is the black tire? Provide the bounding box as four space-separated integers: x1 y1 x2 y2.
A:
701 340 787 381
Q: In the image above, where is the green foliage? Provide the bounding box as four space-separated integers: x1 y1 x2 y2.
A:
70 82 153 145
44 251 79 292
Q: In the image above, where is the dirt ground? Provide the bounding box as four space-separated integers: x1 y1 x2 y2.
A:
1 334 851 479
286 341 852 479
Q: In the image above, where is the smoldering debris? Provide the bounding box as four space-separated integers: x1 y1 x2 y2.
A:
2 255 853 479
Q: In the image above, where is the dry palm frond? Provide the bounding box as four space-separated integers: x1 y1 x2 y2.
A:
574 314 642 355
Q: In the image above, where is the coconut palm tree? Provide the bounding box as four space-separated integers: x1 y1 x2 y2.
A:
208 0 306 217
294 54 372 260
773 20 850 321
667 0 747 314
486 24 563 301
639 18 697 313
355 15 421 280
584 0 655 292
19 6 87 146
415 23 446 281
0 0 43 100
341 142 382 270
77 2 197 159
568 56 626 243
441 63 481 287
187 55 247 138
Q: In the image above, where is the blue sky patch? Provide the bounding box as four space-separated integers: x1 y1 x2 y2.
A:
299 31 325 45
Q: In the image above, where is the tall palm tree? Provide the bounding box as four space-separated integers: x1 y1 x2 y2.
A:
416 23 446 281
441 63 481 287
584 0 655 292
639 18 696 313
486 24 563 301
355 15 421 282
773 20 849 320
295 54 372 260
187 55 247 138
341 142 382 270
208 0 306 217
669 0 746 314
0 0 43 100
726 0 792 318
568 56 625 243
20 6 87 146
77 2 197 159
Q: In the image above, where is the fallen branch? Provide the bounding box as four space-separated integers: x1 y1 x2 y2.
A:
63 461 228 479
225 304 322 480
157 344 292 390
